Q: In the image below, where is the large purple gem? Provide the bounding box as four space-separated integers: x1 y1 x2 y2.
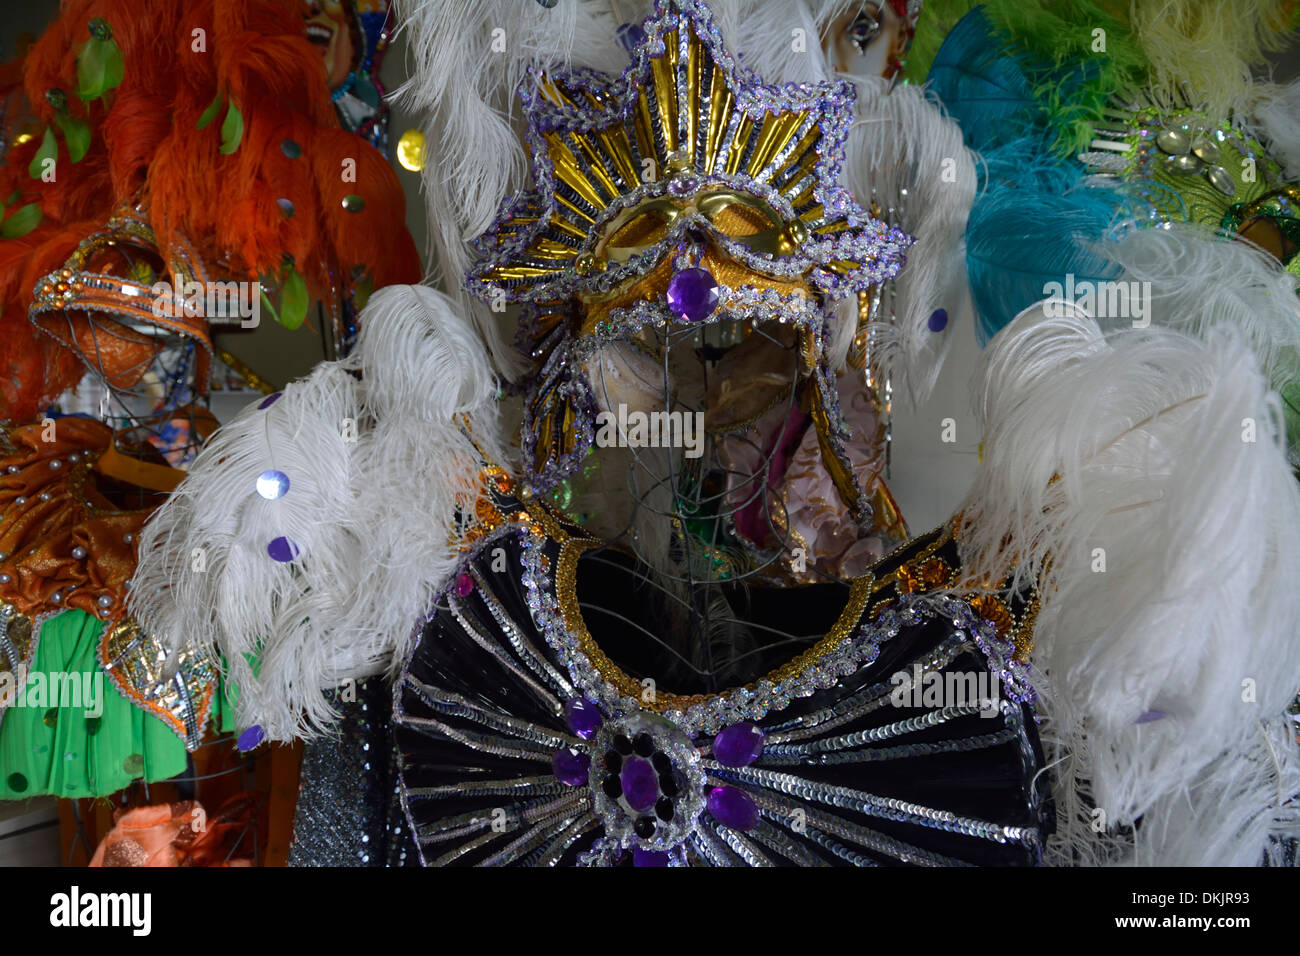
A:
713 721 764 767
665 267 719 323
552 747 591 786
564 697 603 739
707 785 759 831
633 848 669 867
236 725 265 752
620 756 659 812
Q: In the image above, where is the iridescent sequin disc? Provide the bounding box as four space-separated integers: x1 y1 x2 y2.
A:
256 469 290 500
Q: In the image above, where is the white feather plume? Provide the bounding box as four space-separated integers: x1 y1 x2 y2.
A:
847 75 977 401
959 300 1300 865
130 286 503 741
392 0 624 379
392 0 888 382
1247 79 1300 180
1091 222 1300 462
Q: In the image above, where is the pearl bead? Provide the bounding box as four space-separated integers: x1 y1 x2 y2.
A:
38 492 51 501
71 546 87 560
14 496 26 505
96 594 113 608
49 460 62 470
123 533 134 544
66 452 79 462
50 591 62 603
0 552 7 561
0 573 11 584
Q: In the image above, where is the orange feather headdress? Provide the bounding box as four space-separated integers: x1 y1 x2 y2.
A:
0 0 419 423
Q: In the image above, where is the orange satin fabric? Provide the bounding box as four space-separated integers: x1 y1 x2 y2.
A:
51 310 164 391
0 418 151 624
88 794 260 867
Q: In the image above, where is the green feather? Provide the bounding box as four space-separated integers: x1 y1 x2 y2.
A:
54 114 91 163
278 266 309 330
28 127 56 179
1 201 42 238
219 99 244 155
196 91 223 130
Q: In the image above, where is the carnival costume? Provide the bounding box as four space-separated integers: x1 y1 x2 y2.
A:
127 0 1300 866
0 0 418 799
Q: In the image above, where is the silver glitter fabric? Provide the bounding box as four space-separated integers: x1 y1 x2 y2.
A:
288 677 416 867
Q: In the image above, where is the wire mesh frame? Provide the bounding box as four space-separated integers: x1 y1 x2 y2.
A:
573 316 862 691
37 241 212 467
65 732 262 865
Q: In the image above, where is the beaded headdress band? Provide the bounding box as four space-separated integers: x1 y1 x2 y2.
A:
466 0 912 507
29 204 215 395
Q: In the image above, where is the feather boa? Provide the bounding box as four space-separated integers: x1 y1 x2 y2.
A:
959 301 1300 865
129 286 504 740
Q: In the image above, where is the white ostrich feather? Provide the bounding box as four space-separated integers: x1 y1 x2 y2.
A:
130 286 502 741
959 300 1300 865
847 75 977 400
1247 79 1300 180
1091 222 1300 462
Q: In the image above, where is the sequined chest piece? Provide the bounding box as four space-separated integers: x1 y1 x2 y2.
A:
393 512 1050 867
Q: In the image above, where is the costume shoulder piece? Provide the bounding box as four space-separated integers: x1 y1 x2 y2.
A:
394 480 1051 867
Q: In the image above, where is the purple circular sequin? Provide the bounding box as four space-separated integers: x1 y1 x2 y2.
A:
927 308 948 332
564 697 603 739
665 267 720 322
552 747 591 786
237 725 265 752
267 536 299 563
712 721 764 767
707 785 759 830
620 756 658 812
258 392 282 409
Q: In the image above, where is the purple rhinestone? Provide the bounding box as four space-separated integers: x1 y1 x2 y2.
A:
620 756 659 813
236 725 265 751
1135 710 1166 724
707 785 759 830
666 175 699 197
266 536 299 562
665 267 719 323
564 697 603 739
633 848 669 867
927 308 948 332
455 573 474 597
552 747 591 786
257 392 282 409
713 721 764 767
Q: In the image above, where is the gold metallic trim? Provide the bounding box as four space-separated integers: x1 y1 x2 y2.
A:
215 347 277 394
